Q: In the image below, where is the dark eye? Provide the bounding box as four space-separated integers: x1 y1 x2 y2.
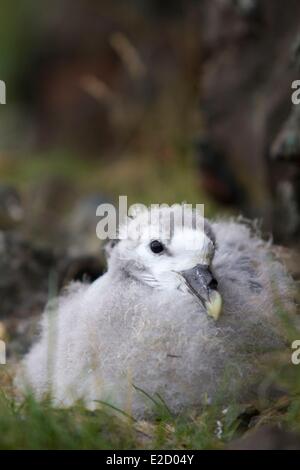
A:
150 240 164 254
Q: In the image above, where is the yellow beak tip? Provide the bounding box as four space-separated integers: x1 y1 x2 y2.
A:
205 292 223 321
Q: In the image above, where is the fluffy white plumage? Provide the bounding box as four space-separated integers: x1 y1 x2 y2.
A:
15 207 296 417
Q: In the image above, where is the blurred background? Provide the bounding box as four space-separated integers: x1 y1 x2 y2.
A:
0 0 300 354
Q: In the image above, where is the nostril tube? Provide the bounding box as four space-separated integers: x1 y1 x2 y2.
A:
208 278 218 290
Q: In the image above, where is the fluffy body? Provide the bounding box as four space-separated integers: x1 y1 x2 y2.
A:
16 211 296 417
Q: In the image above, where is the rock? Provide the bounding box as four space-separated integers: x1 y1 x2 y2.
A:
0 185 24 230
26 176 77 248
0 231 105 358
66 193 112 256
0 321 7 341
229 425 300 450
271 107 300 161
197 0 300 239
59 255 104 286
272 245 300 281
270 105 300 241
232 0 261 19
195 138 245 205
0 231 58 320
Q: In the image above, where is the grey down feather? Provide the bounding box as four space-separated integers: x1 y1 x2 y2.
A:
15 207 297 417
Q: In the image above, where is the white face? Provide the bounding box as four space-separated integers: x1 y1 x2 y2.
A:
114 226 215 292
109 208 222 320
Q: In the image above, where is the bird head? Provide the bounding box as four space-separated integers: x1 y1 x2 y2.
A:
108 205 222 320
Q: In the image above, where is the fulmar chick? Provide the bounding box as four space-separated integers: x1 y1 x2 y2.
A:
15 207 296 417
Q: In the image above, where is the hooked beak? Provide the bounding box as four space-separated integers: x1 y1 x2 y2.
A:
179 264 222 321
